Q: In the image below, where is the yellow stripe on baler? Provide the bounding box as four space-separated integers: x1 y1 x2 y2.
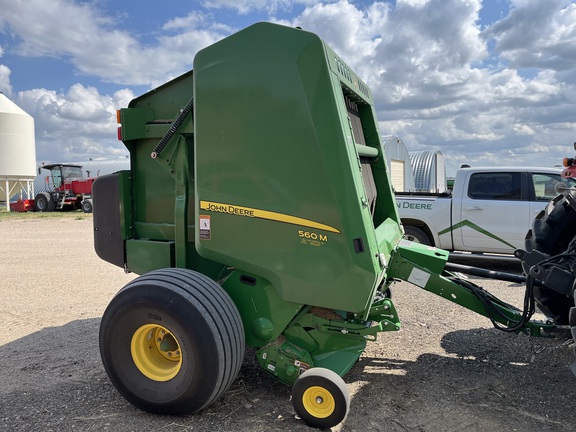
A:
200 200 341 234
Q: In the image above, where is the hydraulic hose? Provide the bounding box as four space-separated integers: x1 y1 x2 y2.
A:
444 261 543 286
444 262 538 332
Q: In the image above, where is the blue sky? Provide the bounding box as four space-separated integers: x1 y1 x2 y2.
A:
1 0 574 176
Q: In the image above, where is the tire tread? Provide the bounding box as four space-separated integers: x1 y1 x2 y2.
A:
102 268 245 413
525 195 576 324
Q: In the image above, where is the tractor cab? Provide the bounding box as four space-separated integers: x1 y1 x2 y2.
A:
41 164 84 191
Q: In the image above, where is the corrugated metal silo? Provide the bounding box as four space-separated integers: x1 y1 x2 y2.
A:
0 93 36 211
409 150 447 193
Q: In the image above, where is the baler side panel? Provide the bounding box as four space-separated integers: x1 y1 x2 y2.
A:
193 23 397 313
117 72 226 278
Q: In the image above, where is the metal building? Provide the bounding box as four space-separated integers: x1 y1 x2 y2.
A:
0 93 36 211
382 136 415 192
409 150 447 193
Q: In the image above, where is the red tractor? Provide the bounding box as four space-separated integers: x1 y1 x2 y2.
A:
34 163 95 213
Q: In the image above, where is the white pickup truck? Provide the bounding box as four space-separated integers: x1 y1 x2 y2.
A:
396 166 576 254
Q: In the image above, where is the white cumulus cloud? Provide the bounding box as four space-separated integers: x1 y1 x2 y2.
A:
0 0 575 174
17 85 135 162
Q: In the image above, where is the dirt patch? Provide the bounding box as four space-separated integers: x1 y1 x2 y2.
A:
1 215 575 431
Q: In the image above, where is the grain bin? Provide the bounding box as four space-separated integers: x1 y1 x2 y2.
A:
0 93 36 211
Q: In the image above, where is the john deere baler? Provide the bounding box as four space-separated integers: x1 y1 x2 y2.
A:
93 22 558 429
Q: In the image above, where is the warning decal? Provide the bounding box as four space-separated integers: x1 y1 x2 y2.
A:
199 215 211 240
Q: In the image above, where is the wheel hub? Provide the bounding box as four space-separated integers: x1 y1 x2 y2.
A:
131 324 182 382
302 386 335 418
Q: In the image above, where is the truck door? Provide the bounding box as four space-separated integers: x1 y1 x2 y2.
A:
458 171 528 253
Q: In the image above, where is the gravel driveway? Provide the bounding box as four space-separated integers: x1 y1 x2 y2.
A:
1 214 575 431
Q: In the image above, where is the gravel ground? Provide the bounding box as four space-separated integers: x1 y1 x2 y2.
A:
1 214 575 431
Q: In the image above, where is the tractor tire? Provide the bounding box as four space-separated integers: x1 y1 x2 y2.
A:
292 367 350 429
81 199 93 213
525 193 576 324
403 225 432 245
570 299 576 345
99 268 245 415
34 192 56 212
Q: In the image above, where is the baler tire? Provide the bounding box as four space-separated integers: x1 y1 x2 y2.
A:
403 225 431 245
34 192 55 212
525 194 576 324
99 268 245 415
292 367 349 429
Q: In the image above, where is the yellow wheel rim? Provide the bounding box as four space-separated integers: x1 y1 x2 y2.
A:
131 324 182 381
302 385 335 419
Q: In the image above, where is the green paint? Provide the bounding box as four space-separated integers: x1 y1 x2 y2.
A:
438 219 516 249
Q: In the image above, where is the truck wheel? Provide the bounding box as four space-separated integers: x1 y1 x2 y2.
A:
34 192 56 212
292 368 349 429
526 194 576 324
403 225 431 245
81 199 93 213
99 268 245 414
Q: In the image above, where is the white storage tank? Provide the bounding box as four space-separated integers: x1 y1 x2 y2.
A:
0 93 36 211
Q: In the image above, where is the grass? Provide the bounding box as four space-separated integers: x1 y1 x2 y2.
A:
0 207 92 221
